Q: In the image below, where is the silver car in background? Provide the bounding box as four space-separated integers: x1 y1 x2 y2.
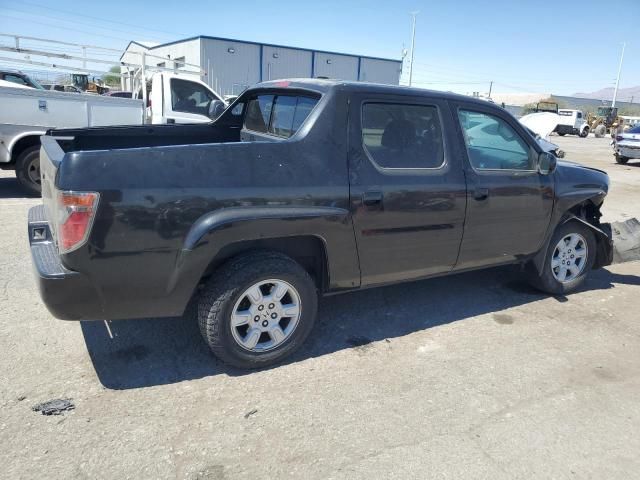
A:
615 124 640 164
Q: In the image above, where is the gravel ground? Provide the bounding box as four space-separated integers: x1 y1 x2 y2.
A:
0 135 639 479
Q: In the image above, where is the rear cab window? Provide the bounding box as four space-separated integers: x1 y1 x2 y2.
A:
243 93 319 139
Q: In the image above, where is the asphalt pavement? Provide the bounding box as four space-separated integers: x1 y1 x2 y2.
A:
0 135 639 479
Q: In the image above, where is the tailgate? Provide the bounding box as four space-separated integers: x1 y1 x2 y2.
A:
39 135 65 246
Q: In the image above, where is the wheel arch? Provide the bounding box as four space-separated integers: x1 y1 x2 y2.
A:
8 133 44 164
166 205 361 315
531 198 613 275
199 236 330 291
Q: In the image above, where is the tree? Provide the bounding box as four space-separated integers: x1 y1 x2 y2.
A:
102 65 121 87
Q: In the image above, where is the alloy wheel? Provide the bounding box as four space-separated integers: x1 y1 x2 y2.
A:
230 279 302 352
551 233 588 283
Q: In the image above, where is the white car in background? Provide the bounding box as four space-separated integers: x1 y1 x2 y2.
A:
614 124 640 164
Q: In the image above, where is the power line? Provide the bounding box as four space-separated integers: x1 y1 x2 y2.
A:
10 1 190 40
0 14 136 43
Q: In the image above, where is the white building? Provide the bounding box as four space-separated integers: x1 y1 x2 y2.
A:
120 36 402 95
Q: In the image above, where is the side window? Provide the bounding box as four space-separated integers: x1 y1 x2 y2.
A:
244 95 318 138
270 96 298 137
170 78 218 116
577 112 582 119
458 110 533 171
244 95 274 133
4 74 29 86
362 103 444 169
231 103 244 116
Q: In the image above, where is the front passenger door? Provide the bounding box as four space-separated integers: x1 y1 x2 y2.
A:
453 105 554 270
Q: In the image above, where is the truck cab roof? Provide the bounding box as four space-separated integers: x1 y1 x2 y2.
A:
248 78 496 107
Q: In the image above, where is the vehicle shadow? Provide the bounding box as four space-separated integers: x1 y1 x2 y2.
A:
80 265 640 390
0 176 34 199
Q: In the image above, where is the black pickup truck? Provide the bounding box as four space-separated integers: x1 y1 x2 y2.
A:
28 79 613 368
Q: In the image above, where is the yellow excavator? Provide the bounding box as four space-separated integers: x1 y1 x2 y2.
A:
587 106 620 138
71 74 109 95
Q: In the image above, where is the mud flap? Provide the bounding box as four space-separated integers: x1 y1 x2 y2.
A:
611 218 640 264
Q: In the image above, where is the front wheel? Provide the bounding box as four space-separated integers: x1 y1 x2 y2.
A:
615 154 629 164
529 221 596 295
579 128 589 138
198 251 317 368
15 146 42 196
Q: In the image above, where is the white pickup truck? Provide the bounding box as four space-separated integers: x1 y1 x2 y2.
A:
0 72 224 194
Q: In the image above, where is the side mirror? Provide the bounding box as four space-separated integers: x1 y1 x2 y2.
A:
538 151 557 175
208 100 226 120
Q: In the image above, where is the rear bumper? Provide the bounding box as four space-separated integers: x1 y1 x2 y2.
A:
28 205 104 320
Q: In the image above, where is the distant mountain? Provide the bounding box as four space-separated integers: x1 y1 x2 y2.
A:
572 85 640 102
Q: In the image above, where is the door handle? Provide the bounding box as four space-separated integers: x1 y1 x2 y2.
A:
474 188 489 201
363 191 383 208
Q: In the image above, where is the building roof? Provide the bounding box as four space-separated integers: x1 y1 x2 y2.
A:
122 35 402 64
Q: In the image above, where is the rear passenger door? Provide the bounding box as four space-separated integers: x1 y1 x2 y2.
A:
349 94 467 286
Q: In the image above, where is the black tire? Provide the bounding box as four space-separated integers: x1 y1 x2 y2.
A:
529 221 596 295
15 146 41 196
615 154 629 164
594 124 606 138
198 251 317 369
579 128 589 138
557 132 566 136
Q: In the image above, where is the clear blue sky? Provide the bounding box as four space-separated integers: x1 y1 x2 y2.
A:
0 0 638 97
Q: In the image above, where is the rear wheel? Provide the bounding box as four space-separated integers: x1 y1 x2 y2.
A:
15 146 41 196
615 154 629 164
579 127 589 138
557 132 566 136
594 124 606 138
529 221 596 295
198 251 317 368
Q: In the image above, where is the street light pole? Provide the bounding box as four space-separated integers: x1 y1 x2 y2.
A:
409 11 418 87
612 42 626 109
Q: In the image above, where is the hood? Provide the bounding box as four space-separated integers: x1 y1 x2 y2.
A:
555 160 609 196
520 112 560 139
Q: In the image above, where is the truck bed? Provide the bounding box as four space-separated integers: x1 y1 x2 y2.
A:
50 122 242 152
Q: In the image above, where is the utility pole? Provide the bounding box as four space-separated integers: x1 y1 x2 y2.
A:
488 80 493 99
409 11 418 86
612 42 626 108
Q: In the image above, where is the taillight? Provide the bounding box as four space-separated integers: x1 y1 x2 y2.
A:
56 191 99 253
616 135 623 141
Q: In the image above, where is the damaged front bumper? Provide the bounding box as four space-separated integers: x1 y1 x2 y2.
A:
562 215 613 269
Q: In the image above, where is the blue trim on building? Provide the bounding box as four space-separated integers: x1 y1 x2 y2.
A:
135 35 401 64
311 51 315 78
357 57 362 81
259 44 264 82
